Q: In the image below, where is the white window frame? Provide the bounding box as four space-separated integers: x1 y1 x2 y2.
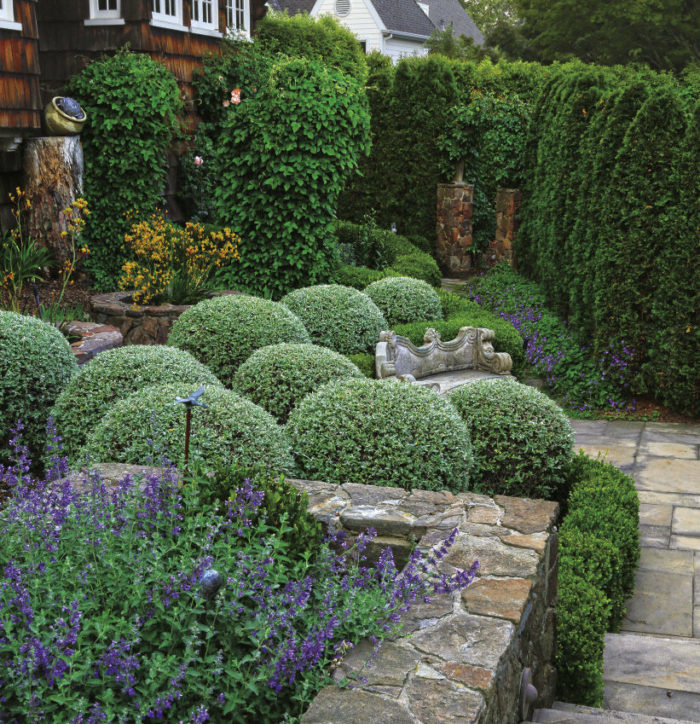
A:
151 0 187 31
226 0 250 39
191 0 221 37
0 0 22 31
85 0 125 26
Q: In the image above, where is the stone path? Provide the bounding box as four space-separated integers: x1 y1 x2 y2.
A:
539 420 700 723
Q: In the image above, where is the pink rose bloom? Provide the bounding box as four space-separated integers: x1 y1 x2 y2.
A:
194 156 204 167
231 88 241 104
222 100 230 107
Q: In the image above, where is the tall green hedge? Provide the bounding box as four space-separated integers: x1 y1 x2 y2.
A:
67 50 182 289
211 57 370 298
515 67 698 415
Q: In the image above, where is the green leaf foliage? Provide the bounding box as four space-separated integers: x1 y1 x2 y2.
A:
447 379 574 500
281 284 387 355
67 50 182 289
168 294 311 386
0 312 78 470
82 382 295 474
286 378 474 491
254 13 368 84
49 346 222 465
211 57 370 298
232 343 363 423
364 277 443 326
556 452 641 704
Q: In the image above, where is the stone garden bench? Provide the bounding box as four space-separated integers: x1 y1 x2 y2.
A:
375 327 513 394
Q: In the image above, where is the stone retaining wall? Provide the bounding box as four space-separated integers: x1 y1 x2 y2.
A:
90 291 190 346
288 479 560 724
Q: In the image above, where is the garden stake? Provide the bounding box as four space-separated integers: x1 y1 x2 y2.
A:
173 384 208 479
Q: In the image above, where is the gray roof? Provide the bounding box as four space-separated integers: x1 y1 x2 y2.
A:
424 0 483 44
272 0 436 39
372 0 435 38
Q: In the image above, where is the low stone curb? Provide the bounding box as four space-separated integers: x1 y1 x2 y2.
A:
64 320 122 365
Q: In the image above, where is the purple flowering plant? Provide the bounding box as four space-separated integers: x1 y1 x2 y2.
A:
0 421 478 722
465 264 636 415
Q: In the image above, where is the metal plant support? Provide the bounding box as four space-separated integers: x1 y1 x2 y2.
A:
173 384 208 476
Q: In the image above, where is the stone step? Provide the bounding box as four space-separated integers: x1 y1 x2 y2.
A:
528 701 697 722
603 632 700 722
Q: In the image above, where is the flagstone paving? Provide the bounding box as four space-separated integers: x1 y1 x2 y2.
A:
569 419 700 722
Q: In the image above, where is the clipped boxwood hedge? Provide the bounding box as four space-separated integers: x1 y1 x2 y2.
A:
448 379 574 501
286 377 473 491
386 251 441 288
557 453 640 705
82 382 295 474
335 263 387 290
232 343 363 422
169 294 311 385
364 276 443 326
0 311 78 468
281 284 387 355
50 345 222 464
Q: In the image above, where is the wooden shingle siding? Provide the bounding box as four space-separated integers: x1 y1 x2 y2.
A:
0 0 42 132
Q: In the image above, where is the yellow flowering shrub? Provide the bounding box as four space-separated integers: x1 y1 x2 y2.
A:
119 213 240 305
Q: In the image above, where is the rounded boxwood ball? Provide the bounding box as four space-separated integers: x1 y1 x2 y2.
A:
281 284 387 355
168 294 310 386
233 343 364 422
81 382 295 474
49 345 222 464
286 377 473 492
448 378 574 501
0 311 78 467
364 276 443 326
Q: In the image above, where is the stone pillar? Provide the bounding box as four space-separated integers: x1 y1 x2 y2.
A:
436 182 474 275
23 136 84 266
485 187 521 267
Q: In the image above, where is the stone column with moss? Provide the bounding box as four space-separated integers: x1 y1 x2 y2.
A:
436 182 474 274
485 188 521 267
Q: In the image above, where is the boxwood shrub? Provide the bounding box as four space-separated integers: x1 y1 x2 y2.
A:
386 251 441 288
334 263 387 290
0 312 78 469
557 453 640 705
50 346 222 464
82 382 295 474
448 379 574 501
281 284 387 355
364 277 443 326
168 294 311 385
232 343 363 423
345 352 375 378
286 377 473 491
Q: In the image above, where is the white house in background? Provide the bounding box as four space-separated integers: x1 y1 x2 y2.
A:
270 0 482 63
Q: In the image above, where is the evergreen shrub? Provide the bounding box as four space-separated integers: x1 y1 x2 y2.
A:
82 382 295 474
335 263 387 290
67 50 182 289
195 462 323 562
286 378 474 491
448 379 574 500
168 294 310 386
49 346 222 464
0 312 78 468
232 343 363 422
556 453 641 705
364 277 443 326
254 13 368 83
344 352 375 378
281 285 387 355
211 58 370 298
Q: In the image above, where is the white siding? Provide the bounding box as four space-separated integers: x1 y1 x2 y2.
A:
383 36 428 63
312 0 383 53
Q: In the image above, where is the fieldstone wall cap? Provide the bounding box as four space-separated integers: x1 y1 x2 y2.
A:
410 612 514 669
341 482 408 507
441 534 540 578
339 640 422 688
406 677 485 723
495 496 559 534
340 506 417 537
395 595 455 635
301 688 415 723
461 577 533 622
434 662 495 692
